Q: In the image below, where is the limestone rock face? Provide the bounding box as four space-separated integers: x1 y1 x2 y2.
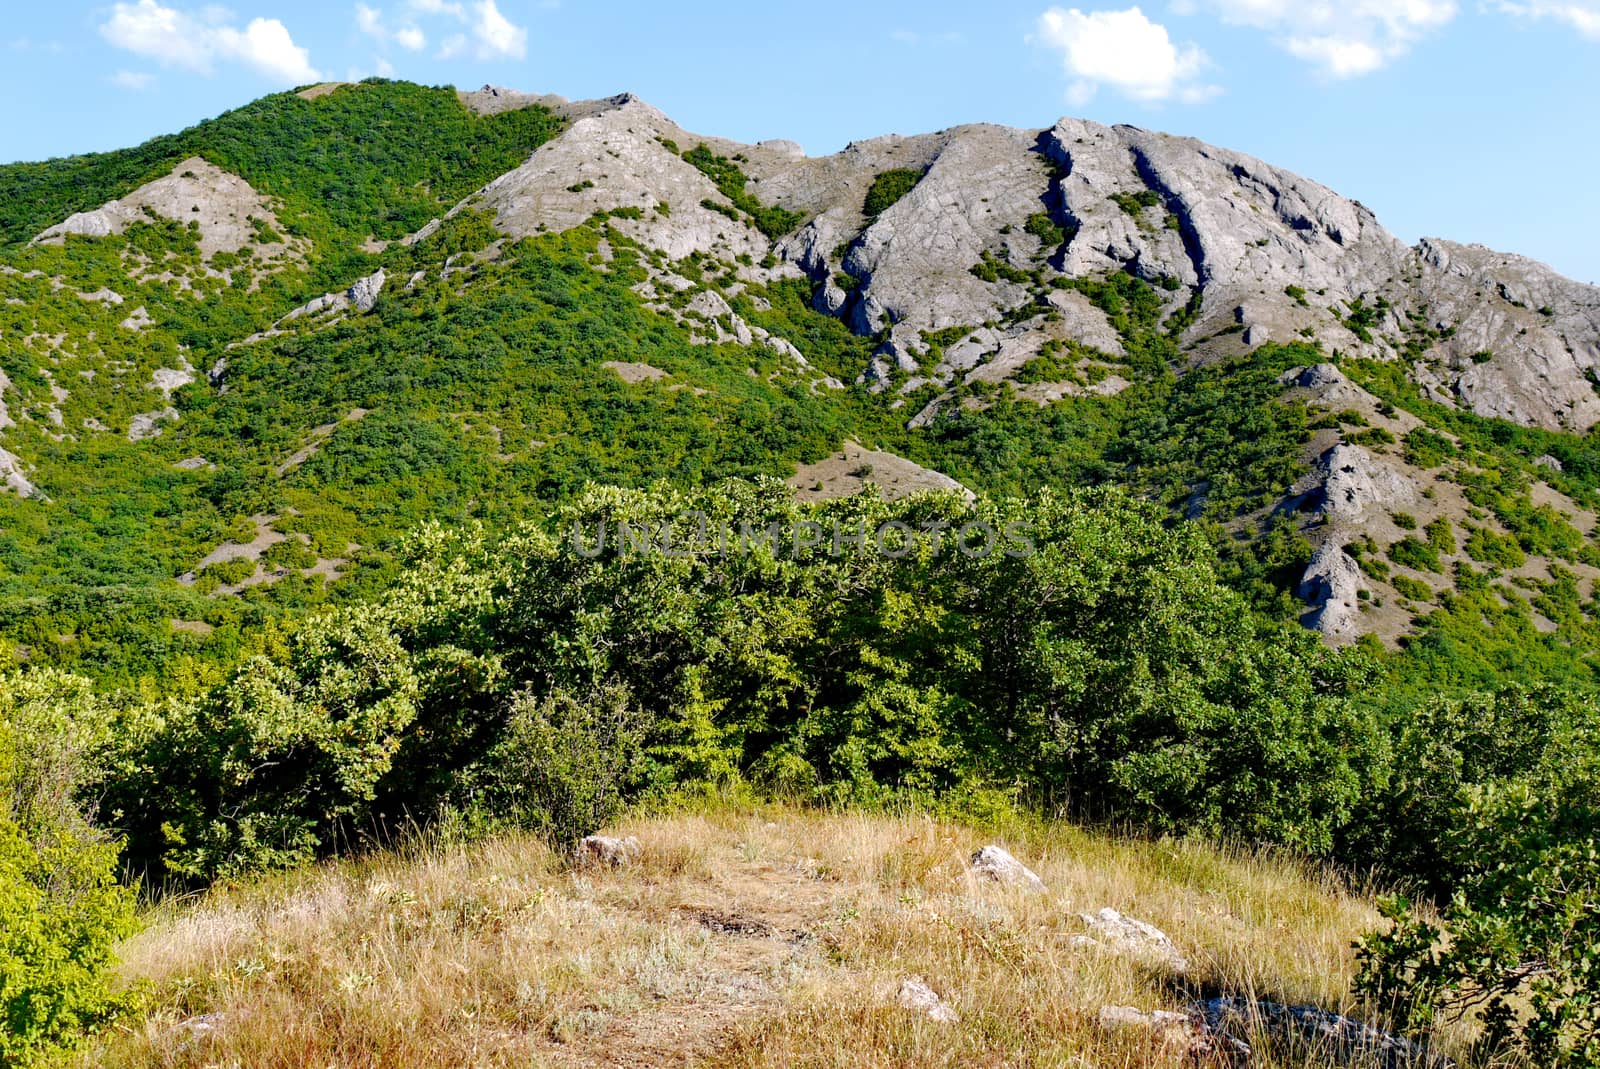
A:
439 90 1600 430
842 125 1051 367
1408 238 1600 431
1299 542 1368 645
1315 444 1420 527
469 97 773 263
0 446 39 498
34 157 297 262
574 835 641 867
896 978 958 1023
1076 907 1188 973
347 269 387 313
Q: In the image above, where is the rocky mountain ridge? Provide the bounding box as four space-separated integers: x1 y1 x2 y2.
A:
4 80 1600 652
451 88 1600 434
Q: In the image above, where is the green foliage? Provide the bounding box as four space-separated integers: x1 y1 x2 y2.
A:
1108 190 1161 216
1356 689 1600 1067
1403 428 1456 469
0 670 138 1066
1023 211 1067 248
1389 537 1442 574
681 144 804 239
1392 574 1433 602
96 481 1380 880
480 684 652 847
1341 296 1387 343
1424 517 1456 556
1465 525 1527 569
862 169 922 217
0 81 564 256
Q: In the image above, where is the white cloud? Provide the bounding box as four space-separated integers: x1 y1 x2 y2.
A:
101 1 320 85
357 4 428 51
111 70 156 90
1035 7 1219 103
356 3 384 37
1176 0 1458 76
470 0 527 58
409 0 527 59
409 0 465 15
1496 1 1600 38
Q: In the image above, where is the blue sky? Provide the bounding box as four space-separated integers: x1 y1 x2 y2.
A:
5 1 1599 283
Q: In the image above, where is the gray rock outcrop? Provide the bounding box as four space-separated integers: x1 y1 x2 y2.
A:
440 91 1600 431
895 978 958 1023
968 845 1048 893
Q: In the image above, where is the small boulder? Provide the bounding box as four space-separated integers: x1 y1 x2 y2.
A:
969 845 1048 893
574 835 641 867
897 977 958 1023
1098 1005 1222 1059
1077 907 1188 973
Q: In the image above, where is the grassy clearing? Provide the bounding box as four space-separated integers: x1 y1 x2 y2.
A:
75 807 1460 1068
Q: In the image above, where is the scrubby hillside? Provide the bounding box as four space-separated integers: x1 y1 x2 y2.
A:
3 79 1600 694
72 807 1444 1069
6 79 1600 1067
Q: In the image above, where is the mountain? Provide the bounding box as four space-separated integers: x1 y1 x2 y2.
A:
3 79 1600 690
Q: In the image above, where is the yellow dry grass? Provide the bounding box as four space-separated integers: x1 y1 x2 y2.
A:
73 806 1458 1068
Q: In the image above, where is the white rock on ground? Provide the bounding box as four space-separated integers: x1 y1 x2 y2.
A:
1076 907 1189 973
968 845 1048 893
896 978 959 1023
574 835 641 867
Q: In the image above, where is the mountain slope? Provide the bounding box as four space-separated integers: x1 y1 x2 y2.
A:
3 80 1600 689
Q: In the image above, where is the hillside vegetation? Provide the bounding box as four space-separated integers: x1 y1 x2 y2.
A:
3 80 1600 1066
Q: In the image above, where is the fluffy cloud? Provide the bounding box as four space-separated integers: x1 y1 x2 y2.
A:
356 3 428 51
1496 1 1600 39
1175 0 1458 76
1035 7 1219 104
409 0 525 59
101 1 320 85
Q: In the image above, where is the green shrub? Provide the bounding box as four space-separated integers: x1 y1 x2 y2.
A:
1391 512 1417 530
1392 575 1433 601
863 169 922 217
1357 690 1600 1067
1465 526 1527 570
1424 517 1456 556
481 684 652 847
1389 537 1442 574
1402 429 1456 469
1023 211 1067 248
1108 190 1160 216
0 670 138 1066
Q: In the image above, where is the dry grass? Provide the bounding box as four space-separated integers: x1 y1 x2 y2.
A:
74 807 1454 1068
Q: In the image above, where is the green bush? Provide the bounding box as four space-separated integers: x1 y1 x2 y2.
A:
1389 537 1442 574
1023 211 1067 248
0 670 138 1066
1357 689 1600 1067
863 169 922 217
481 684 652 847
